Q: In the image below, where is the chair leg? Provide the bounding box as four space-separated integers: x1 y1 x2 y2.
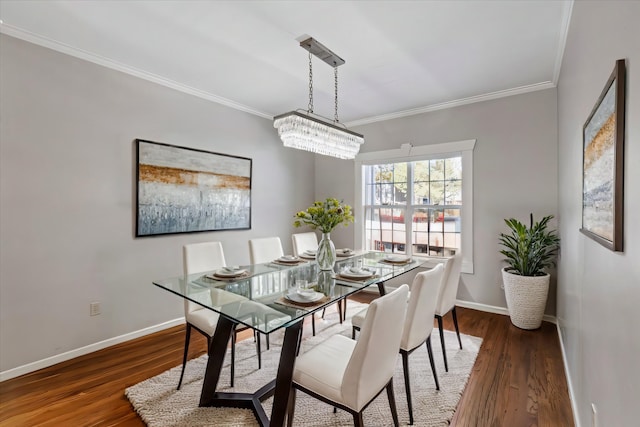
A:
286 387 297 427
386 380 400 427
256 331 262 370
426 336 440 390
343 298 348 322
230 329 236 388
337 300 343 324
312 314 316 336
401 351 414 425
177 323 192 390
436 315 448 372
266 333 270 350
452 306 463 349
353 411 365 427
352 326 357 340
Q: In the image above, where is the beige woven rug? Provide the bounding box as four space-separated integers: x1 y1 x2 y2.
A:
126 302 482 426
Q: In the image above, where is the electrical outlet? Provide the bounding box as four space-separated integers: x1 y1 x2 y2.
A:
90 302 101 316
591 403 598 427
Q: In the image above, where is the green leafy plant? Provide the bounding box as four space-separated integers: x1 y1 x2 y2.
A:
294 198 354 233
499 214 560 276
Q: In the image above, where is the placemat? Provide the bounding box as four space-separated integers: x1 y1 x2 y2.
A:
275 295 331 309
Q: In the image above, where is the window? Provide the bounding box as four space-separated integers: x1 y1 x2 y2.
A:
355 140 475 273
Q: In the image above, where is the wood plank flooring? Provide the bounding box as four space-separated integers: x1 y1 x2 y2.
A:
0 295 574 426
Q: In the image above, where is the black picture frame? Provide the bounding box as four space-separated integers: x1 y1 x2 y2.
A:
580 59 626 251
135 139 252 237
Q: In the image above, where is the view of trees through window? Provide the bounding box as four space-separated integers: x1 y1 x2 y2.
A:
363 156 462 256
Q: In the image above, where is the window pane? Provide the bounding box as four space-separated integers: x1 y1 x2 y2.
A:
393 163 407 184
445 157 462 180
365 208 381 251
430 181 444 205
414 161 430 182
445 180 462 205
414 181 429 204
378 184 394 205
412 208 429 224
430 159 445 180
374 164 393 183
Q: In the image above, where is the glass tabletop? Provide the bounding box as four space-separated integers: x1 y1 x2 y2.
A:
153 251 424 334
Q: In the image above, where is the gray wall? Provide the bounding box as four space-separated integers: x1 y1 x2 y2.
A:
316 88 559 312
0 35 315 373
557 2 640 426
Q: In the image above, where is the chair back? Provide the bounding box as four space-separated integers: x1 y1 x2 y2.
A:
249 237 284 264
291 232 318 256
401 264 444 351
342 284 409 411
183 242 226 316
435 253 463 316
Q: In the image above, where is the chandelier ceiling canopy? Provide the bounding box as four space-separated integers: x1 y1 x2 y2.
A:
273 37 364 160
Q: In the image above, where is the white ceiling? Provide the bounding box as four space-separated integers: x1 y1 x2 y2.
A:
0 0 573 126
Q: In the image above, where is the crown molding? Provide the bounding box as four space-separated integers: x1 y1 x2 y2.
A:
345 81 556 127
0 24 273 120
553 0 574 85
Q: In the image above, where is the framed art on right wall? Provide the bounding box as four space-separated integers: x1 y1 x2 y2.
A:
580 59 626 252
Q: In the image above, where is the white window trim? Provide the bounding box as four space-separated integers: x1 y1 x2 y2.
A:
354 139 475 274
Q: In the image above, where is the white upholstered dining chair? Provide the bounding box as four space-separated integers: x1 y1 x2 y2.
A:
247 236 287 357
434 253 463 372
291 232 318 256
181 241 259 389
248 236 284 264
287 284 409 427
351 264 445 425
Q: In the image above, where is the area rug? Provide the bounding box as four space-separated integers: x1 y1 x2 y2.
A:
126 302 482 426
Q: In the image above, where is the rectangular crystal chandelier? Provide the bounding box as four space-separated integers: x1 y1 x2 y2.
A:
273 37 364 160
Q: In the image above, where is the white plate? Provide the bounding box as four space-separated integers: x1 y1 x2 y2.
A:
285 291 324 303
336 249 354 257
278 256 300 263
339 269 375 279
383 255 410 263
210 269 247 278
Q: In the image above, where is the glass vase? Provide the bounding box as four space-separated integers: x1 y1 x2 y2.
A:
317 232 336 271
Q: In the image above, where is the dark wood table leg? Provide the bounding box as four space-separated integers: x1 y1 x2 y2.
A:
269 319 304 426
199 316 236 406
377 282 387 296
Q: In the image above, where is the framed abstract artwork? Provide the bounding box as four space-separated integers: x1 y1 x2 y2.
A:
580 59 626 251
136 139 252 237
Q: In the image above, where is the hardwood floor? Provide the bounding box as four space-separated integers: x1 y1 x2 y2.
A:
0 295 574 426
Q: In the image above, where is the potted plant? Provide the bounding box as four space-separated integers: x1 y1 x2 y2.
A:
499 214 560 329
294 198 354 270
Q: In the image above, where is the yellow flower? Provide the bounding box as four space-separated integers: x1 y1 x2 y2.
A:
293 198 354 233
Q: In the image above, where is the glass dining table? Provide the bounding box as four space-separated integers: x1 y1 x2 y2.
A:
153 251 425 427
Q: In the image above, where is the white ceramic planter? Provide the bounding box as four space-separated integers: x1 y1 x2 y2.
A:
502 268 549 330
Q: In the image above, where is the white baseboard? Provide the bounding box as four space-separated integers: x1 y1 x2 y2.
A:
0 317 185 382
0 299 562 383
455 299 557 324
556 321 581 427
